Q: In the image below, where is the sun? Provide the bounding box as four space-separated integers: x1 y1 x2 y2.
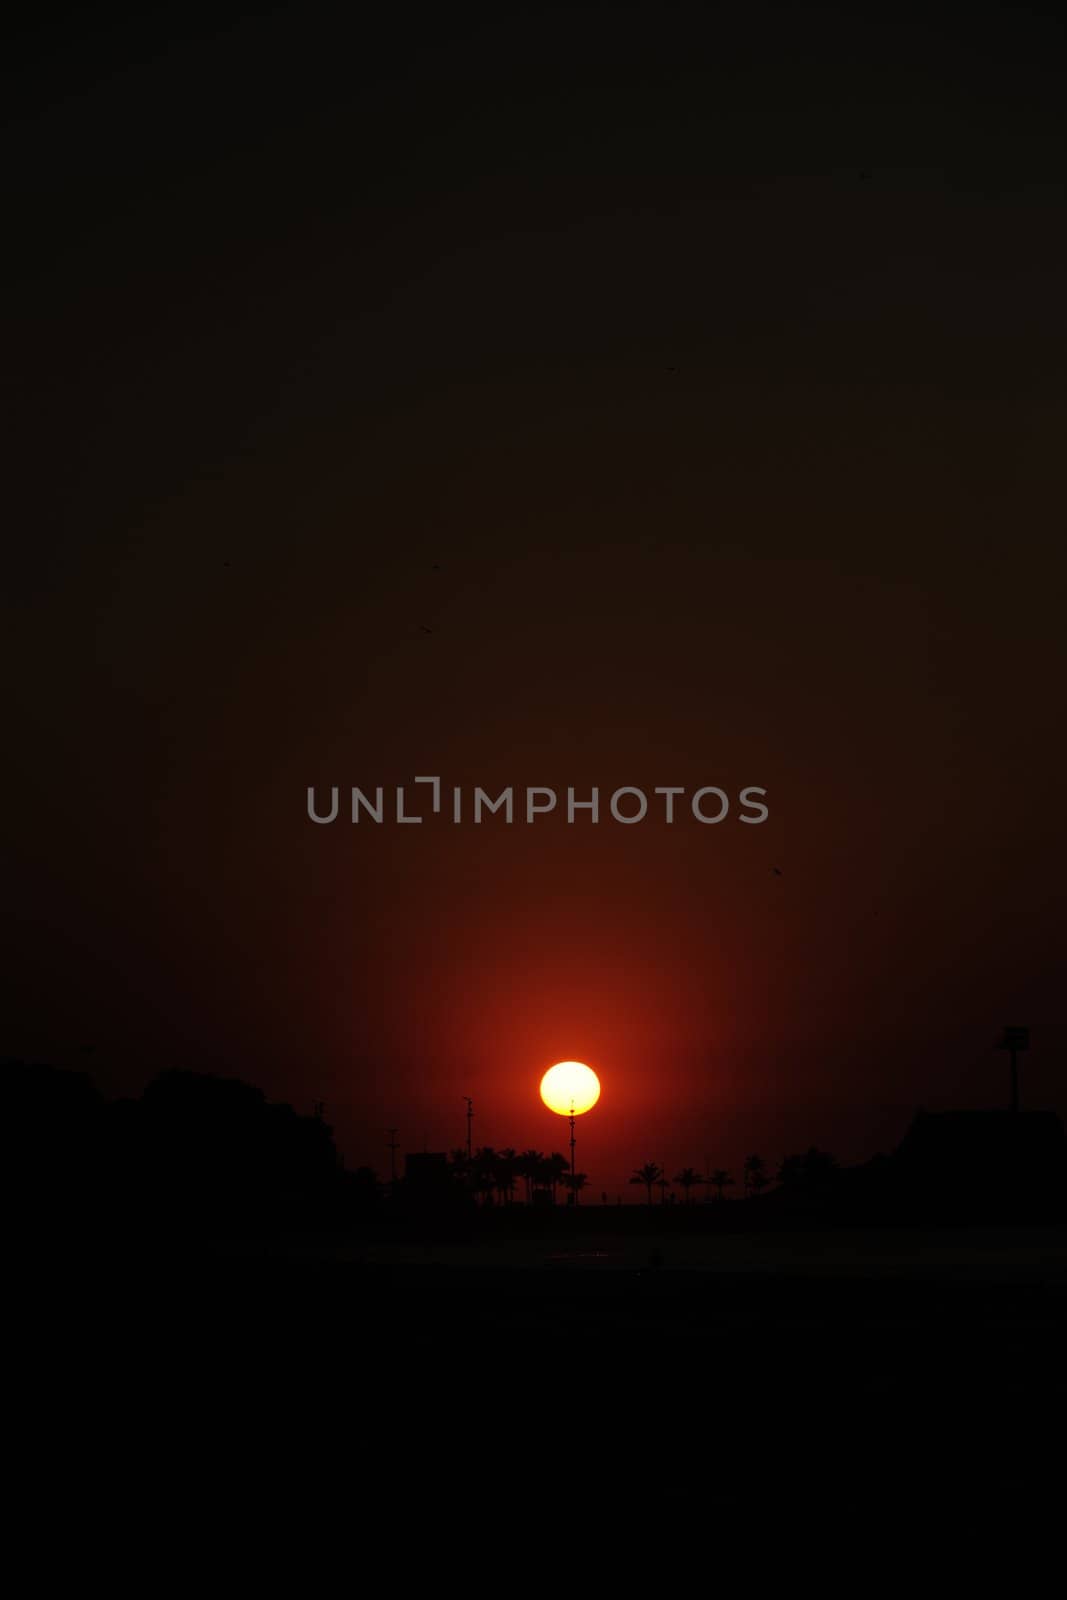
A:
540 1060 601 1116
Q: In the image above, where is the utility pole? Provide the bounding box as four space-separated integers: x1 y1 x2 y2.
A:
464 1096 474 1163
386 1128 399 1186
569 1102 577 1206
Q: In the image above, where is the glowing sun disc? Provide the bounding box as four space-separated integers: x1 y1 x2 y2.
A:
540 1060 601 1116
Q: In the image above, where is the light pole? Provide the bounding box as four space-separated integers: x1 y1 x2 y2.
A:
569 1101 577 1206
538 1061 600 1210
464 1096 473 1162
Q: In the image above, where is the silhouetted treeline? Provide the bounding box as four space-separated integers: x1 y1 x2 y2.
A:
7 1057 1067 1246
6 1059 373 1243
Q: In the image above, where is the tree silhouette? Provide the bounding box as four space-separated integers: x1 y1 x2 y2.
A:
563 1171 588 1202
709 1168 735 1201
547 1152 569 1203
534 1154 555 1199
517 1149 543 1204
496 1148 518 1206
472 1147 497 1205
743 1153 769 1197
448 1148 470 1190
674 1166 703 1203
136 1067 339 1231
629 1162 663 1207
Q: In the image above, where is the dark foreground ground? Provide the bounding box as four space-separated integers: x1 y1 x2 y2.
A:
21 1220 1066 1527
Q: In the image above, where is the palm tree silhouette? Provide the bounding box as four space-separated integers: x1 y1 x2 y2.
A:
709 1167 734 1201
563 1171 588 1202
674 1166 703 1203
629 1162 663 1207
534 1154 555 1200
472 1146 497 1205
547 1152 569 1204
517 1149 543 1205
743 1153 768 1197
496 1148 518 1206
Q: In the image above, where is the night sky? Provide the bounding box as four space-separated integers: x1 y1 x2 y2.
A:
5 3 1065 1190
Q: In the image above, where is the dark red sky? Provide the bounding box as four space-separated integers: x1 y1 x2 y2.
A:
4 3 1065 1191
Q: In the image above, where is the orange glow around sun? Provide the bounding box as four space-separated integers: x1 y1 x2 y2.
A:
539 1060 601 1116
